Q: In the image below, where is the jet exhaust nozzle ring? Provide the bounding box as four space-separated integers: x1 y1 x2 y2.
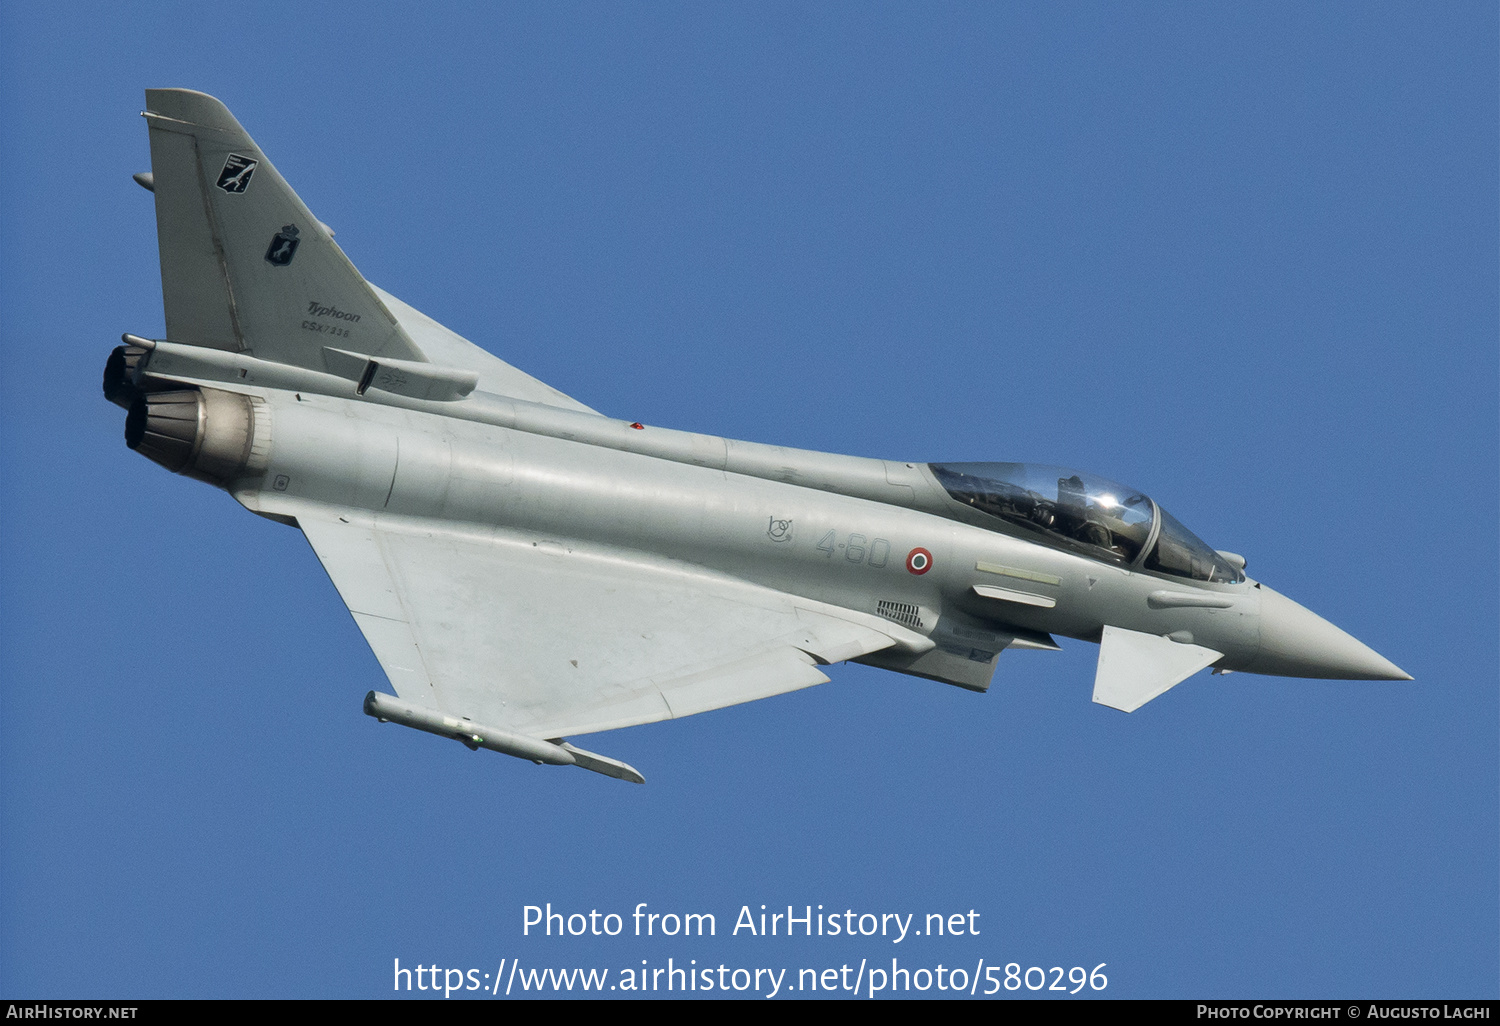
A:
103 344 151 409
125 387 270 485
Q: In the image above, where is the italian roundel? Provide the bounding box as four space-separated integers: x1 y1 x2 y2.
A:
906 547 932 575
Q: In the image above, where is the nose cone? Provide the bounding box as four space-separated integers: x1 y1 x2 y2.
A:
1250 586 1412 680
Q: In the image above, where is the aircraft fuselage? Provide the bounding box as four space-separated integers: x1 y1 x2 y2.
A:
118 337 1310 698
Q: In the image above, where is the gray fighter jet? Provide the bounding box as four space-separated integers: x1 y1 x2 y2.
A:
108 90 1409 784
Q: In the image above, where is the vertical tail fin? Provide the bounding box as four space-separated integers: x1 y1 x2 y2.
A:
143 89 426 370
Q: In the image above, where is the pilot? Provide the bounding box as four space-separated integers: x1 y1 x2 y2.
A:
1056 475 1112 550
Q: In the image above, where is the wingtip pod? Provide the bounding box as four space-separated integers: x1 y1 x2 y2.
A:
557 742 647 785
362 692 646 783
364 691 575 765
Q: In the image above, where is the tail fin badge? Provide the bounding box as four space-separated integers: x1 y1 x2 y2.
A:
216 154 258 193
265 224 300 266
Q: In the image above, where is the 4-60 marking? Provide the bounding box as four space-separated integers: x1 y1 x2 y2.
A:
813 533 934 576
815 530 891 567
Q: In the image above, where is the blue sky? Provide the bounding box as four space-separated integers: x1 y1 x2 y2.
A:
2 2 1495 999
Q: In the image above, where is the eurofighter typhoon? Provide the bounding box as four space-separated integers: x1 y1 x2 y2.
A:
108 90 1410 784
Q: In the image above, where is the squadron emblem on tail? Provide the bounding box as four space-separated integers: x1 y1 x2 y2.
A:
264 223 300 266
216 153 258 193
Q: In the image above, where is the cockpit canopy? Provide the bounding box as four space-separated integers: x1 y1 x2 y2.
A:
929 462 1244 584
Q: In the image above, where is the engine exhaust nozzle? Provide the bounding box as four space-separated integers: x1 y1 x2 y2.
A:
124 387 269 485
